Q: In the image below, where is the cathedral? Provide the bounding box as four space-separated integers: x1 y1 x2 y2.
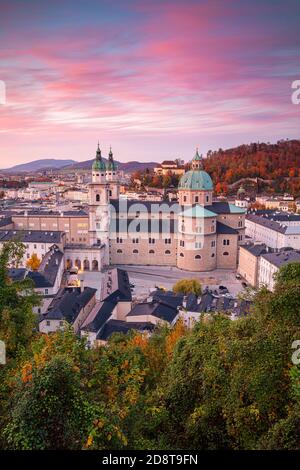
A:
87 145 245 272
0 145 246 273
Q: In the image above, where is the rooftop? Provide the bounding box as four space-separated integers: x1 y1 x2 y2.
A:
261 250 300 268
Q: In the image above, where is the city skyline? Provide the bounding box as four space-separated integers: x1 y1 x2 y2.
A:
0 0 299 166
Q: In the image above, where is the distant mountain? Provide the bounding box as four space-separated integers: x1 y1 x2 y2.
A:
2 159 76 173
63 159 157 173
1 157 157 174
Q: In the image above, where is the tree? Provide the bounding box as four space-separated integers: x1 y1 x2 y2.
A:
173 279 202 296
0 241 40 359
26 253 41 271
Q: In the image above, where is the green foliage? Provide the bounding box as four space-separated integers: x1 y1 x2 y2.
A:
0 241 40 359
1 259 300 450
173 278 202 296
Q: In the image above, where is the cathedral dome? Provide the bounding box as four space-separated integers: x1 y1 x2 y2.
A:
178 170 213 191
178 149 213 191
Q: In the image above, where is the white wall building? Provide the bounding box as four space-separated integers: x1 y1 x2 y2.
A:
258 250 300 291
246 213 300 250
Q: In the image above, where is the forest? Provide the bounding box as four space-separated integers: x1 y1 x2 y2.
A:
0 241 300 450
130 139 300 196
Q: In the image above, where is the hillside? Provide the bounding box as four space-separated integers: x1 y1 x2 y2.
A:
203 139 300 194
2 158 76 173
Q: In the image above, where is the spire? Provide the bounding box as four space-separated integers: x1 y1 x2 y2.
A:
109 145 113 159
191 147 203 170
96 142 101 159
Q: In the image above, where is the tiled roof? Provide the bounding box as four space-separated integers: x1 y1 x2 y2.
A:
0 229 65 243
97 320 155 341
261 249 300 268
42 287 96 322
216 222 238 234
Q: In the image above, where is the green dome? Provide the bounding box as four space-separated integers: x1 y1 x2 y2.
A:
178 170 213 191
106 147 118 171
92 159 106 171
106 160 118 171
92 143 106 171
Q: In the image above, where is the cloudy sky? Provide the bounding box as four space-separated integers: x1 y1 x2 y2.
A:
0 0 299 166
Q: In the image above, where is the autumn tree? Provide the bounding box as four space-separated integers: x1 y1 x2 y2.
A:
26 253 41 271
173 278 202 296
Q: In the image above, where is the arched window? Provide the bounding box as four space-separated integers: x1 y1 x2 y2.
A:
92 260 99 271
117 249 123 253
180 252 184 257
96 194 100 202
223 251 229 256
83 259 90 271
195 254 201 259
133 249 139 254
165 250 171 255
149 249 155 254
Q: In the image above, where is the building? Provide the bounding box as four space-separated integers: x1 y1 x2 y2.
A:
235 185 249 209
238 243 269 287
258 250 300 291
245 213 300 250
0 145 245 273
154 160 185 176
39 286 97 334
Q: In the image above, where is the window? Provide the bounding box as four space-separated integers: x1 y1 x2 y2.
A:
195 242 202 249
165 250 171 255
149 238 155 244
117 237 123 244
211 240 216 247
135 211 140 218
34 244 37 249
164 238 171 244
211 253 215 257
180 240 185 247
133 249 139 254
132 238 139 244
195 254 201 259
238 235 243 241
149 249 155 254
117 249 123 253
183 196 187 202
195 196 199 203
46 320 50 326
196 226 202 233
223 239 230 246
223 251 229 256
180 252 184 257
206 195 209 202
109 190 112 197
96 194 100 202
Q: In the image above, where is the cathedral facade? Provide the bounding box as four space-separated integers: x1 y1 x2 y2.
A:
88 145 246 272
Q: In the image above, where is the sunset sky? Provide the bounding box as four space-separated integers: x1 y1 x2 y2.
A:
0 0 299 166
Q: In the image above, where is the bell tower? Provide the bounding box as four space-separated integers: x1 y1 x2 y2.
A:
88 143 110 264
106 146 120 200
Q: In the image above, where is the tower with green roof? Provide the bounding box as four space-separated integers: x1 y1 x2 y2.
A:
178 148 213 206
